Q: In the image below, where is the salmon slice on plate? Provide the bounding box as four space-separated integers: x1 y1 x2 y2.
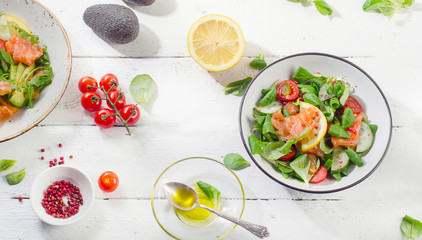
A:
331 112 365 150
0 96 19 121
0 81 12 96
6 35 43 66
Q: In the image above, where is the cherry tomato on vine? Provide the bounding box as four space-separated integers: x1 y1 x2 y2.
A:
279 146 296 161
98 171 119 192
100 73 119 92
78 76 98 93
107 90 126 110
0 40 6 51
81 92 102 112
276 80 299 101
94 108 116 128
119 104 140 125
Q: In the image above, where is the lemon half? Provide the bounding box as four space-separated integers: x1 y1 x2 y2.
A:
187 14 245 72
300 102 327 152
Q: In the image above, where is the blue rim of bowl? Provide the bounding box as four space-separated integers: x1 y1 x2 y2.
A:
239 52 393 194
151 156 246 240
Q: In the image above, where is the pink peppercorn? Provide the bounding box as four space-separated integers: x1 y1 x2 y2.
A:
41 181 83 219
69 155 73 159
18 196 23 202
58 143 63 148
41 148 45 152
60 156 64 160
41 156 45 160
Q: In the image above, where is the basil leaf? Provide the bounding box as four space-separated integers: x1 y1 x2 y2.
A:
342 108 355 129
345 147 364 167
0 159 17 172
223 77 252 96
196 181 220 200
328 124 351 139
329 97 340 109
303 92 321 106
6 168 26 185
314 0 333 15
401 215 422 239
292 66 315 84
0 48 14 66
290 154 312 184
370 124 378 135
223 153 251 170
24 83 34 108
261 141 293 161
248 135 267 154
129 74 157 105
256 87 276 107
249 52 267 70
297 84 317 95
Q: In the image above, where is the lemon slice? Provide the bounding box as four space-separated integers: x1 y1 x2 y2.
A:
300 102 327 152
187 14 245 72
6 15 31 36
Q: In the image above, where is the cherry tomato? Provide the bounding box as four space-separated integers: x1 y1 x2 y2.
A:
0 39 6 51
94 108 116 128
309 166 327 183
98 171 119 192
279 146 296 161
276 80 299 101
78 76 98 93
100 73 119 92
80 92 102 112
107 90 126 110
343 96 362 114
119 104 140 125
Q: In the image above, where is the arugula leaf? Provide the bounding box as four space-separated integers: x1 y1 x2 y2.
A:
223 153 251 170
341 108 355 128
249 52 267 70
35 46 50 66
0 48 14 66
129 74 157 105
29 68 53 88
223 77 252 96
196 181 220 200
314 0 333 15
401 215 422 240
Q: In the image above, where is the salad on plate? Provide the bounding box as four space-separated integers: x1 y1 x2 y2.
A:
248 66 378 184
0 13 53 122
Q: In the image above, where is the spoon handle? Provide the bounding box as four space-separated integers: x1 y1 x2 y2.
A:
200 205 270 238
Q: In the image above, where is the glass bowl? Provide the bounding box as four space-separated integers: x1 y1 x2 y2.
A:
151 157 245 240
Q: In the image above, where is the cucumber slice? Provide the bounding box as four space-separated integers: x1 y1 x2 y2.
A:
254 100 282 114
331 147 349 173
356 122 374 153
319 136 333 154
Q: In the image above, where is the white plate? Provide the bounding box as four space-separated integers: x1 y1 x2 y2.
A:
239 52 392 193
0 0 71 142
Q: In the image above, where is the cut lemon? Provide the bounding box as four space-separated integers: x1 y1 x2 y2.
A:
6 15 31 36
187 14 245 72
300 102 327 152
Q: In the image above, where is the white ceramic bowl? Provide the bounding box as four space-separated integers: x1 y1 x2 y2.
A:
239 52 392 193
0 0 71 142
30 166 94 225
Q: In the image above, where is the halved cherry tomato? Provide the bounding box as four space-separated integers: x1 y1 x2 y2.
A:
119 104 140 125
107 90 126 110
0 40 6 51
81 92 102 112
78 76 98 93
279 146 296 161
276 80 299 101
343 96 362 114
309 166 327 183
98 171 119 192
100 73 119 92
94 108 116 128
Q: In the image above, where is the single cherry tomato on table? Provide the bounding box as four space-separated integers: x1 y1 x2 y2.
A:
0 39 6 51
100 73 119 92
309 166 327 183
94 108 116 128
107 90 126 110
81 92 102 112
119 104 140 125
98 171 119 192
279 146 296 161
78 76 98 93
343 96 362 114
276 80 299 101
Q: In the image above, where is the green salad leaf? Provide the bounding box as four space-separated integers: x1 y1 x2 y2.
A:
401 215 422 240
0 159 17 172
345 147 364 167
248 135 267 154
341 108 355 129
290 154 312 183
223 77 252 96
6 168 26 185
249 52 267 70
314 0 333 15
328 123 351 139
129 74 157 105
223 153 251 170
257 87 276 107
196 181 220 200
363 0 414 18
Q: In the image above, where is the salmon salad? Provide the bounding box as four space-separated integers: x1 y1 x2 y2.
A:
248 66 378 184
0 13 53 121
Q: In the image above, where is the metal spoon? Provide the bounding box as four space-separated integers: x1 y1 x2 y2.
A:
163 182 270 239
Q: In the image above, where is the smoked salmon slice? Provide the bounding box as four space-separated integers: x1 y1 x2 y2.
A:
6 35 43 66
271 106 321 141
0 96 19 121
0 81 12 96
331 112 365 150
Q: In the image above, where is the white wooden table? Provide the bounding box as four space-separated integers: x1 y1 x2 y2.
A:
1 0 422 239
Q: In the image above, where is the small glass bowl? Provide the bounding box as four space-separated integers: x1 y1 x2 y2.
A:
151 157 245 240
